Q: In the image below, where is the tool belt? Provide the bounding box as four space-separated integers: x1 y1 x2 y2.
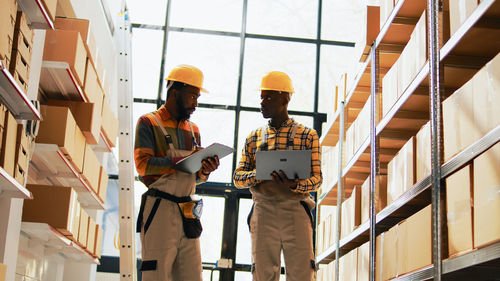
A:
137 188 203 239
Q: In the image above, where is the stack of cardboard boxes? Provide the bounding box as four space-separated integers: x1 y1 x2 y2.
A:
10 12 34 94
0 0 17 68
21 185 104 258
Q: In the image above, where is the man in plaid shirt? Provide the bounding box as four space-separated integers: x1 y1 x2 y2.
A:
234 71 322 281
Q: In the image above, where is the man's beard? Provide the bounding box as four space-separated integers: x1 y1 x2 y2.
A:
176 96 193 121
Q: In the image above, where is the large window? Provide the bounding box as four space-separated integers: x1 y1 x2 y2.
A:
126 0 359 280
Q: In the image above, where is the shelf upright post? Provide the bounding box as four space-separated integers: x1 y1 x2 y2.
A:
117 8 137 281
369 45 380 281
334 101 345 281
428 0 444 280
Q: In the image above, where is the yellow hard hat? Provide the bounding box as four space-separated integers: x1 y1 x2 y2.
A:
165 64 207 92
258 71 294 93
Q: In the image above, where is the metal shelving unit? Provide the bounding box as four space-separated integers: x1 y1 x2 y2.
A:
0 167 32 199
316 0 500 280
20 222 99 265
0 61 41 120
28 143 105 210
39 61 87 102
16 0 55 30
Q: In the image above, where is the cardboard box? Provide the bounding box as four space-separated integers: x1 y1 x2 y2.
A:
473 53 500 141
344 125 355 165
47 100 102 145
341 185 361 239
101 100 118 147
357 242 369 281
87 217 96 255
375 233 383 281
361 175 388 224
12 12 33 65
94 224 103 258
443 79 475 161
354 100 371 155
0 110 17 177
340 248 358 281
382 225 398 280
382 59 399 117
55 17 90 42
98 166 109 203
83 60 104 113
0 0 16 66
387 136 416 204
416 122 431 183
444 52 500 161
22 185 79 237
446 165 473 257
41 0 58 22
70 201 81 241
449 0 480 36
14 124 30 185
399 205 432 275
0 263 5 281
82 144 100 194
78 208 89 248
43 29 87 87
36 105 86 173
323 214 332 252
474 143 500 248
317 220 325 255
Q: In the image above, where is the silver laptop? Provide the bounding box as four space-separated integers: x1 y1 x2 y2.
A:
255 150 312 180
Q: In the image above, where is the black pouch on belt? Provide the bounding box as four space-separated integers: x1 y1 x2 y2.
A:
177 198 203 239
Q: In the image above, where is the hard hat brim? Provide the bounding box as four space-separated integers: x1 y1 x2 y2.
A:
165 78 208 93
257 87 294 94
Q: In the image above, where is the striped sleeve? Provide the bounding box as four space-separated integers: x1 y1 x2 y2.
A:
134 115 175 180
294 128 322 193
233 131 260 188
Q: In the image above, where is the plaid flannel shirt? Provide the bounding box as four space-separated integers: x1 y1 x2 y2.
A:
233 118 322 193
134 105 208 187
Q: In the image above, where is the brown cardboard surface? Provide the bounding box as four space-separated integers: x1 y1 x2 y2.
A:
404 205 432 274
70 202 81 241
83 59 104 113
41 0 58 21
87 28 97 64
382 225 398 280
340 248 357 281
357 242 369 281
382 59 399 117
388 137 415 204
12 12 33 63
361 175 388 224
15 124 30 171
55 0 76 18
376 233 383 281
36 105 87 173
47 100 102 145
344 125 355 166
355 99 371 154
0 263 6 281
443 76 475 162
98 166 109 203
0 0 16 63
360 6 380 61
87 217 96 256
72 121 86 173
446 165 473 256
416 122 431 183
14 163 26 186
341 185 361 239
474 143 500 248
101 100 118 147
396 219 407 276
82 144 100 194
55 17 90 42
43 29 87 87
78 208 89 248
317 220 324 255
23 185 79 237
1 110 18 177
0 104 6 128
449 0 479 36
94 224 103 258
10 49 30 84
474 54 500 140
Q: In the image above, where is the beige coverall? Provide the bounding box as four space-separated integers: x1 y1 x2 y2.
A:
139 115 202 281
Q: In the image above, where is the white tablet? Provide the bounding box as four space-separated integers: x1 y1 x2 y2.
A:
255 150 312 180
174 143 234 174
